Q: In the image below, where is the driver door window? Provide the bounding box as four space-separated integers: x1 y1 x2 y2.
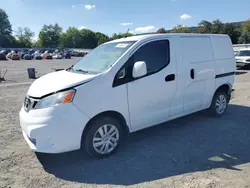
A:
133 40 170 75
113 40 170 87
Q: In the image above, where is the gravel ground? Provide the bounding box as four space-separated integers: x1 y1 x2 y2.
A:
0 59 77 84
0 60 250 188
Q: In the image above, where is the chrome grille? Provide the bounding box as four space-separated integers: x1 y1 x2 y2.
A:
24 96 39 112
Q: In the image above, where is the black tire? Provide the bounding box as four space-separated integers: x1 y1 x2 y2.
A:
209 90 229 117
244 64 250 70
82 116 124 158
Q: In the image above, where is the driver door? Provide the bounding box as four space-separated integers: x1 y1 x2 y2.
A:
114 39 177 132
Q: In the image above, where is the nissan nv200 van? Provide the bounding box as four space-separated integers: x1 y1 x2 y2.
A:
20 34 236 158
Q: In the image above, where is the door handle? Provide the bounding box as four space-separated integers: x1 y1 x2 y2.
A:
190 69 194 79
165 74 175 82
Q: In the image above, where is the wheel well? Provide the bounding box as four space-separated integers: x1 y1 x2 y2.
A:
215 84 231 95
81 111 129 147
213 84 231 103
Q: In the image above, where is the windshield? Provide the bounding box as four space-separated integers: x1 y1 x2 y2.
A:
72 41 135 74
235 50 250 57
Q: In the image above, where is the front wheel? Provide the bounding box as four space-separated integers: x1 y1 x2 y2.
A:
83 116 124 158
209 90 229 117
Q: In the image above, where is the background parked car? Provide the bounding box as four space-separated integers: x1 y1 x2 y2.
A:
0 50 11 55
35 55 42 60
24 53 33 60
34 50 42 60
13 50 19 54
41 50 53 59
235 49 250 68
6 52 12 59
71 51 86 57
0 53 7 60
42 54 53 60
44 50 54 55
39 50 45 54
65 51 71 59
20 51 29 59
53 54 63 59
34 50 41 56
28 49 35 55
11 54 20 60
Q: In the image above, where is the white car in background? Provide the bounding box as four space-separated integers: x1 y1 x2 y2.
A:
235 49 250 68
6 52 12 59
53 54 63 59
34 50 41 56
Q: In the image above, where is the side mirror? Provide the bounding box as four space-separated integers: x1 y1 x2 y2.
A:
132 61 147 78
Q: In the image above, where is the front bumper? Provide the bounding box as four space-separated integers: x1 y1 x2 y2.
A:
230 89 235 100
236 61 250 67
19 103 89 153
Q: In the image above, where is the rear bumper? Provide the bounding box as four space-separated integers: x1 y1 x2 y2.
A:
19 104 90 153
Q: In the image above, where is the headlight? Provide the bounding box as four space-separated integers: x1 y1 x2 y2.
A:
35 89 75 109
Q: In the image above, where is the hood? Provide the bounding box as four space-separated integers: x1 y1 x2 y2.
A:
27 70 96 98
235 56 250 61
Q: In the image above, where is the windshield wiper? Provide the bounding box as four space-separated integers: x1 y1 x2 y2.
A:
66 65 74 71
74 69 89 73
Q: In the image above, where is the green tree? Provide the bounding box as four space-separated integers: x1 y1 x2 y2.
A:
95 32 109 45
60 28 109 48
171 25 190 33
8 35 20 47
78 29 98 49
38 24 62 47
198 20 212 33
15 27 34 47
238 33 248 44
242 20 250 34
111 33 133 40
0 9 12 47
222 23 241 44
211 19 224 34
157 28 167 33
33 39 42 48
0 9 12 36
60 27 82 48
239 20 250 43
0 35 20 47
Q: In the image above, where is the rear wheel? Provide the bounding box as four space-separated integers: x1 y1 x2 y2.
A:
209 90 229 117
83 116 124 158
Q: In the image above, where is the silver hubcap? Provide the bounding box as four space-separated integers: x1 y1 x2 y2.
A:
93 124 119 154
215 94 227 114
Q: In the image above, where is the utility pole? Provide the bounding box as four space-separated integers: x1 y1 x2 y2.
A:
126 28 130 34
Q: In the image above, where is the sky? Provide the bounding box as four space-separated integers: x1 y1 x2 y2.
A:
1 0 250 39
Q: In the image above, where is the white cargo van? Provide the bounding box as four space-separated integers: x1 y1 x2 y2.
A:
20 34 236 158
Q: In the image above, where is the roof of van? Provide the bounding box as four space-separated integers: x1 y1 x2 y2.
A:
108 33 229 43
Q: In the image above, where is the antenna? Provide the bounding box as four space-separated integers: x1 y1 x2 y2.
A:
124 28 130 38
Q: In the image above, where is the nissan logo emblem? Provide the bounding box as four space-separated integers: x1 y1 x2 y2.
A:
24 97 30 111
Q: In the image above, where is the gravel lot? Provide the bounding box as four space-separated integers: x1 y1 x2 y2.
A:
0 60 250 188
0 59 76 84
